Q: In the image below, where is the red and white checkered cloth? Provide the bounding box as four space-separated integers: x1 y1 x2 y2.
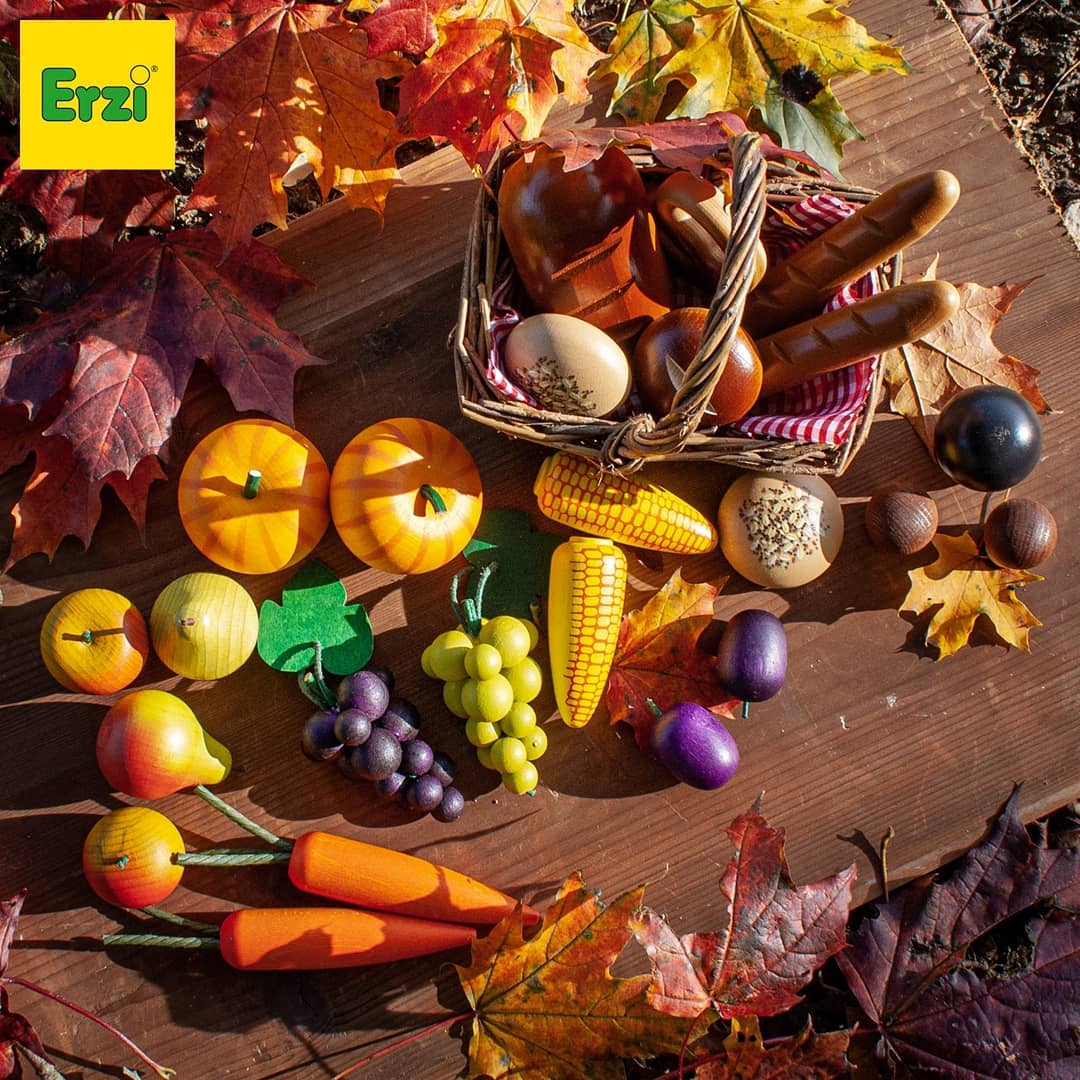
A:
487 192 879 446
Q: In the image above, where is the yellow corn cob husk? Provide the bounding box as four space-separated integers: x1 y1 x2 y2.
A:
534 452 717 555
547 537 627 728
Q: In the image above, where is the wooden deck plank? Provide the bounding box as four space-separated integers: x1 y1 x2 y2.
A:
1 0 1078 1076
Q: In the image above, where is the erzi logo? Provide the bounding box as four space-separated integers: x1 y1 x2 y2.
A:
41 64 154 123
20 21 175 169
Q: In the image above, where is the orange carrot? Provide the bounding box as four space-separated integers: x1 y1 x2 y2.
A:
217 907 477 971
288 831 540 927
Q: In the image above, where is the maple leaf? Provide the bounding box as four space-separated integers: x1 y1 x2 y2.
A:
605 569 738 745
360 0 455 57
0 230 324 482
166 0 406 250
0 0 113 44
901 531 1042 659
456 872 693 1078
697 1017 853 1079
760 80 859 178
596 0 908 164
884 268 1049 450
837 788 1080 1078
397 18 560 165
0 162 175 283
453 0 605 104
632 799 856 1020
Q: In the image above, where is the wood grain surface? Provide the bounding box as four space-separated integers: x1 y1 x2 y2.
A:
2 1 1077 1076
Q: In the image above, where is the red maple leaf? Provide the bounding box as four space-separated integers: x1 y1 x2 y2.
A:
605 569 738 746
0 230 324 482
167 0 407 250
633 799 856 1020
397 18 560 165
0 162 176 282
0 0 113 43
360 0 455 57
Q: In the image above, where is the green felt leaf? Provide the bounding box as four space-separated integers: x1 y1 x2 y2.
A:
257 560 372 675
463 508 564 620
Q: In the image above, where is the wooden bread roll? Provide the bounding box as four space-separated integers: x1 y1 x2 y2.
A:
742 170 961 338
654 171 768 290
755 279 960 398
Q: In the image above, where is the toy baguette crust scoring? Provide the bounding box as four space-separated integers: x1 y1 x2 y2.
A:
755 279 961 397
742 169 961 337
654 171 768 290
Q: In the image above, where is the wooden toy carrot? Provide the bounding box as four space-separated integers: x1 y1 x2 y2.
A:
104 907 477 971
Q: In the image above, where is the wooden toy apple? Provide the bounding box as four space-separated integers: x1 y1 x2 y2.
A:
96 688 232 799
83 805 185 909
39 588 149 693
631 307 763 426
330 418 483 574
178 418 331 575
150 572 258 679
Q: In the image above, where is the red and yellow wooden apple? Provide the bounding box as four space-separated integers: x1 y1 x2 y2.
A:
150 572 258 680
83 806 185 909
178 419 331 575
96 688 232 799
39 588 149 694
632 308 763 426
330 418 483 574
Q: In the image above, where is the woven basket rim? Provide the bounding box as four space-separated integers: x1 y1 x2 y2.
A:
453 133 894 476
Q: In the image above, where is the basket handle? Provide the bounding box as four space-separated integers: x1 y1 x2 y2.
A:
602 131 768 470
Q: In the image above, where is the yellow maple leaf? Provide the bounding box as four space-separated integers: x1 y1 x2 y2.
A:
456 872 693 1078
596 0 909 123
901 532 1043 660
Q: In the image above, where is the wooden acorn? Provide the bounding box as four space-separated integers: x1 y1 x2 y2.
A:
983 497 1058 569
865 483 939 555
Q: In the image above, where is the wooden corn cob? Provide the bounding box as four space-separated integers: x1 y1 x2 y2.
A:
534 452 717 554
547 537 627 728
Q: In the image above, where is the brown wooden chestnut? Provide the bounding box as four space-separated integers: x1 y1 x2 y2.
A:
865 483 939 555
631 307 762 426
983 497 1058 569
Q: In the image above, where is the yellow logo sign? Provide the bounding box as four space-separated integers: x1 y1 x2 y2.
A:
19 20 175 170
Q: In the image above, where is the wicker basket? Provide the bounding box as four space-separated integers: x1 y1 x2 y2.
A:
452 131 899 475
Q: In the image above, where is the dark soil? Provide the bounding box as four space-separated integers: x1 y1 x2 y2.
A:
945 0 1080 247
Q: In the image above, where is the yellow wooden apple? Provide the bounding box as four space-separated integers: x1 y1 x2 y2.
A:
150 572 258 680
39 588 149 693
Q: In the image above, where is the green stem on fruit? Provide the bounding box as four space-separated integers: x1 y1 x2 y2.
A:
742 701 750 720
298 640 337 712
450 561 498 638
174 850 292 866
645 698 663 719
419 483 447 513
243 470 262 499
103 932 220 952
140 907 221 933
192 784 293 851
61 627 126 643
2 974 177 1078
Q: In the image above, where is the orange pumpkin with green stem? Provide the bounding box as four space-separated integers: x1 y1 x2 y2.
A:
178 419 331 575
330 418 483 574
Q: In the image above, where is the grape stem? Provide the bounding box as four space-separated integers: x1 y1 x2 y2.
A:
450 562 497 638
1 975 177 1078
298 640 338 711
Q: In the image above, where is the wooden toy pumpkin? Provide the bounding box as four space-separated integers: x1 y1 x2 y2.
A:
178 419 331 575
330 418 483 575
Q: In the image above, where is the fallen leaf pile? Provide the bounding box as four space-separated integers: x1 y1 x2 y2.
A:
901 531 1043 659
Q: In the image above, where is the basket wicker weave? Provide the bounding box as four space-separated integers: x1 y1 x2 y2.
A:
452 131 900 475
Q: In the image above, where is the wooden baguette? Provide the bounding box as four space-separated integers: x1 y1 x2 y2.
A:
755 279 960 398
743 170 960 337
654 171 768 290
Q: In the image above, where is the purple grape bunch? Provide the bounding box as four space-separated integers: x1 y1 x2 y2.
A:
300 663 465 822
